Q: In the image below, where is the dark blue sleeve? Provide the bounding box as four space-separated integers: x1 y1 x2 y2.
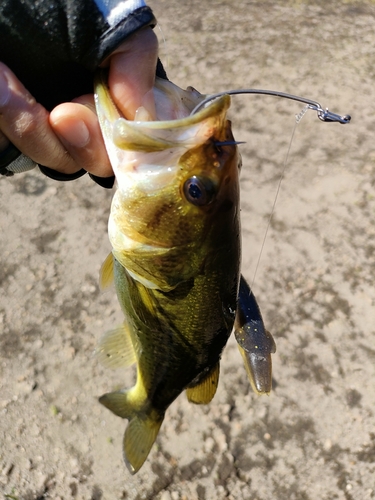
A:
0 1 158 110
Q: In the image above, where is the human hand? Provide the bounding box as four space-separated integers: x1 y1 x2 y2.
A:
0 27 158 178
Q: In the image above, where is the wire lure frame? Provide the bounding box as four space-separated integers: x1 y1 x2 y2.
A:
190 88 351 125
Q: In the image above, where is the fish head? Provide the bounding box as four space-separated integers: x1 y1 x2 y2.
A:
95 71 241 290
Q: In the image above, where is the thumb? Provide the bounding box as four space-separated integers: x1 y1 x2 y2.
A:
107 27 158 120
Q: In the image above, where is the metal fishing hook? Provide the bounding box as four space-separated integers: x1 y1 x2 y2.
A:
190 89 351 124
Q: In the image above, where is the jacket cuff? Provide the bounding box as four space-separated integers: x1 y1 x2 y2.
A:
39 165 87 181
85 6 156 70
89 173 115 189
39 165 115 189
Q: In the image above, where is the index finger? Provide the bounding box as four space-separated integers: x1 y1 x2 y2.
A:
0 62 78 174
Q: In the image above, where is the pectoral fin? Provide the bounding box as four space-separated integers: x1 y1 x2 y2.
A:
186 362 220 404
96 322 137 369
99 252 114 290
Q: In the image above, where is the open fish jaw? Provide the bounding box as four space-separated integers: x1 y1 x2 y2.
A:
95 71 239 291
95 71 231 193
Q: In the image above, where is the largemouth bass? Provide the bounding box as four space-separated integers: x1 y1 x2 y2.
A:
94 71 275 474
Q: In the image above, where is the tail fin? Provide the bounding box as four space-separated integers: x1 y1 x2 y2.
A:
123 415 163 474
99 390 131 419
99 391 163 474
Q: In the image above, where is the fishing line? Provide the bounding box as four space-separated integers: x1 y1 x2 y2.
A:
155 23 169 71
250 104 309 289
191 89 350 292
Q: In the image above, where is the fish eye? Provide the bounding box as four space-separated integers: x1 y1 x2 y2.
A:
183 176 216 206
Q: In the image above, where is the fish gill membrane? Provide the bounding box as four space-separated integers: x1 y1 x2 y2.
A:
94 69 276 474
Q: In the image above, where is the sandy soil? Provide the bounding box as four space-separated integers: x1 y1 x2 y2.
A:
1 1 375 498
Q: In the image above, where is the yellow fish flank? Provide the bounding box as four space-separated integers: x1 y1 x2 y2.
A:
94 72 275 474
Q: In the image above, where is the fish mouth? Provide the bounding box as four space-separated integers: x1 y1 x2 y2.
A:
96 71 240 291
94 69 231 158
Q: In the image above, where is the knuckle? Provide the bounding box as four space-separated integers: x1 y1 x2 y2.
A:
13 102 46 138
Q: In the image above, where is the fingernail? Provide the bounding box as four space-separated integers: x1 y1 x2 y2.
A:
0 71 11 107
59 120 90 148
83 102 96 113
134 106 153 121
141 89 156 120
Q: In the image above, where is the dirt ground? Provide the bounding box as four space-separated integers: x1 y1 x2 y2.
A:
1 1 375 498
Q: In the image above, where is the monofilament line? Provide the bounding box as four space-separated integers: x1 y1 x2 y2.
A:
251 105 309 289
190 88 349 292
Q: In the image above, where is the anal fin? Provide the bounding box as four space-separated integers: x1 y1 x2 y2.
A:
186 362 220 405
